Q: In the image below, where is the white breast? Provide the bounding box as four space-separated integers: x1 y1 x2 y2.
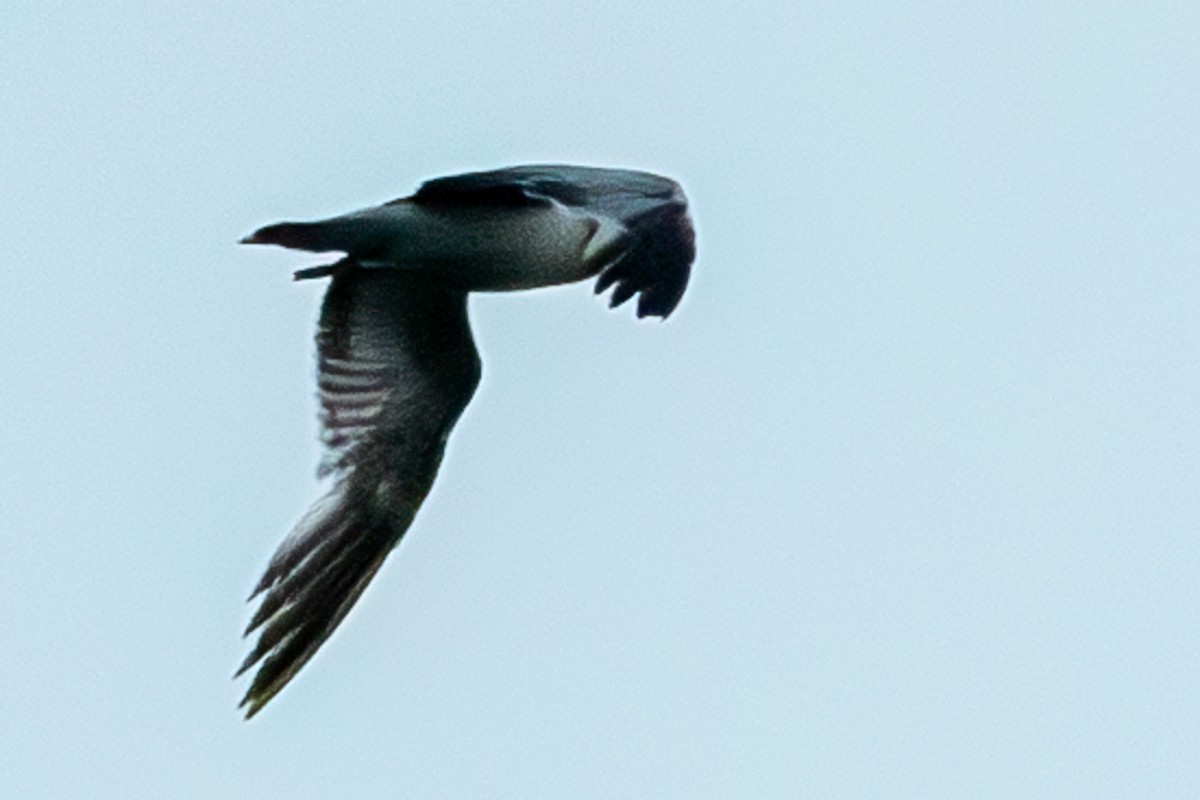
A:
374 201 609 292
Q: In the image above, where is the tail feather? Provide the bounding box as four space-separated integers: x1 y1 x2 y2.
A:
237 479 408 718
240 221 348 252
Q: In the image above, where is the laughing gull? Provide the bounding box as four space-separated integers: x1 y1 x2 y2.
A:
235 165 695 717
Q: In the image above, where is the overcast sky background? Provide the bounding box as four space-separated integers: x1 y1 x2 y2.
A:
2 2 1197 797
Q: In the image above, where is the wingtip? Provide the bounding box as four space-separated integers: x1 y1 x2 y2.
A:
234 652 276 719
246 574 272 603
233 651 259 680
240 695 265 720
636 305 673 321
238 667 291 720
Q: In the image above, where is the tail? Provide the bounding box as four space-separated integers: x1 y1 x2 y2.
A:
239 220 355 253
236 478 408 718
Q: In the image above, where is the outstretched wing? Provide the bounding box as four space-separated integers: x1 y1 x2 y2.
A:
237 260 480 717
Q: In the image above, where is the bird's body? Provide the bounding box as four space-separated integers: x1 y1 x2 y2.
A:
249 200 601 289
236 164 694 717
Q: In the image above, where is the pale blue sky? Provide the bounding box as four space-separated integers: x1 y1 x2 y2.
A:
2 2 1197 797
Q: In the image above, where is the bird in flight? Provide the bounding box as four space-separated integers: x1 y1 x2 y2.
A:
235 165 695 718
